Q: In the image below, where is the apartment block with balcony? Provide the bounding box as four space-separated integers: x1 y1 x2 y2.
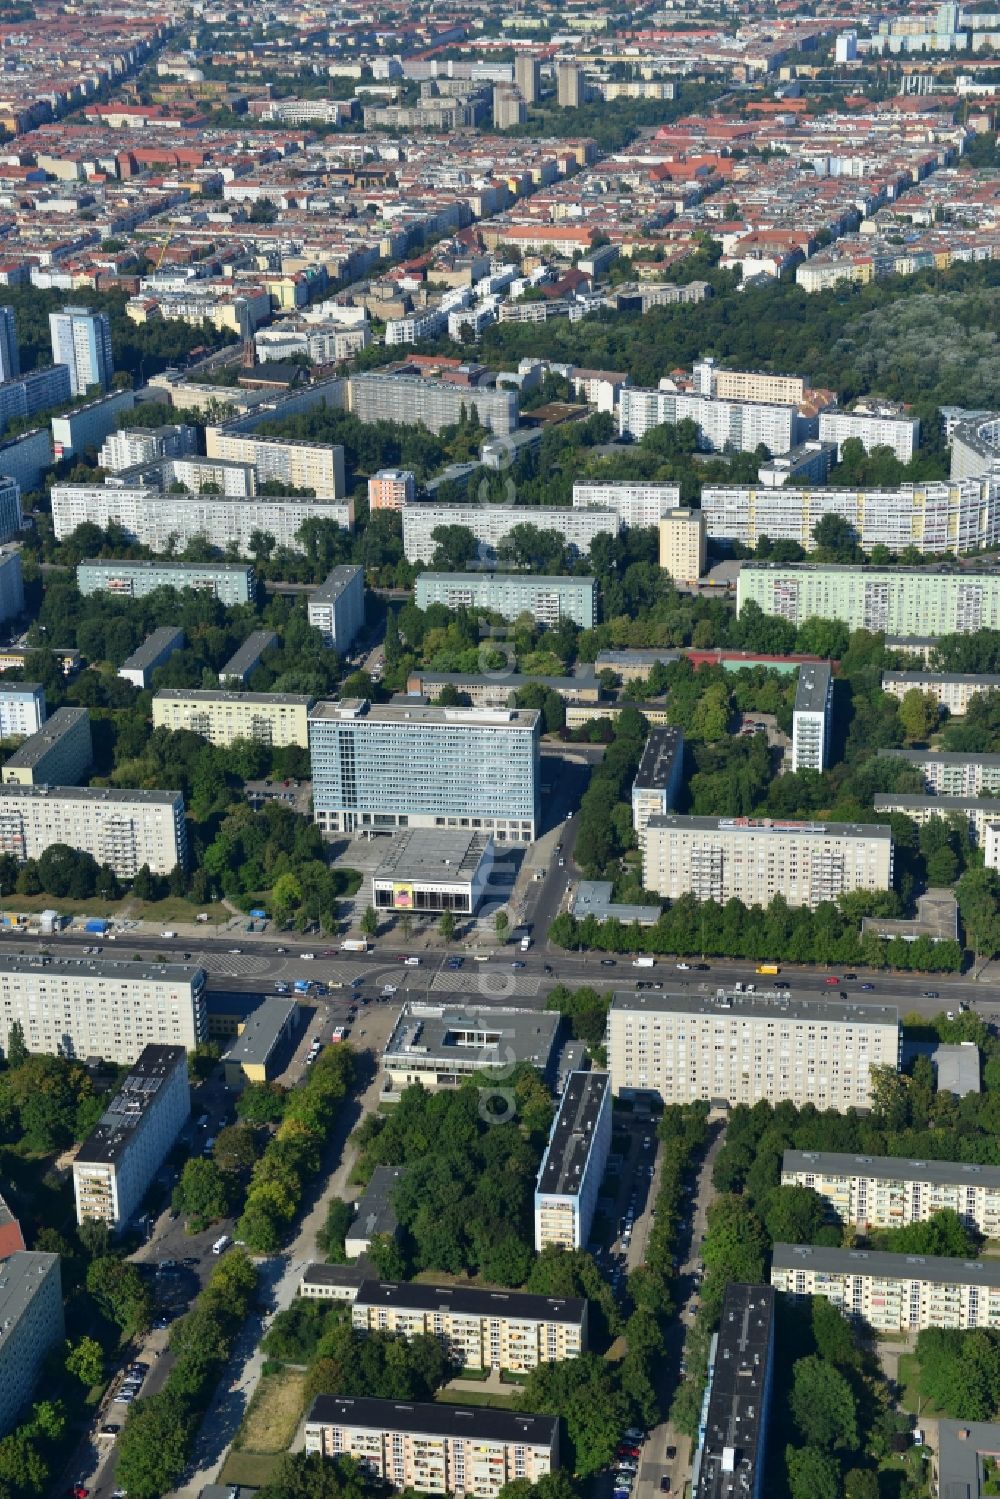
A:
307 565 364 652
572 481 680 528
781 1150 1000 1236
0 785 186 877
608 990 900 1111
304 1396 559 1496
879 749 1000 798
792 662 833 773
881 671 1000 717
352 1281 586 1372
73 1044 189 1230
534 1072 611 1252
771 1243 1000 1332
205 430 346 497
152 690 312 749
77 558 255 606
2 706 92 786
631 727 684 852
0 1253 64 1437
0 684 44 739
414 572 596 629
737 564 1000 637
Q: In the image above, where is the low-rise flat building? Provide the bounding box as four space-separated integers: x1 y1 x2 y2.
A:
608 990 900 1111
372 829 493 916
2 706 92 786
304 1395 559 1495
792 662 833 773
643 815 893 908
692 1283 774 1499
659 508 706 584
307 565 364 652
413 572 596 629
403 670 600 710
73 1044 189 1230
0 785 186 877
781 1149 1000 1236
218 631 277 686
346 1165 406 1258
383 1003 560 1096
222 997 301 1087
352 1280 587 1372
298 1261 373 1302
631 727 684 851
0 684 45 739
0 955 207 1064
152 690 311 748
771 1242 1000 1332
0 1253 64 1437
534 1071 611 1252
77 558 255 606
881 671 1000 716
118 627 185 690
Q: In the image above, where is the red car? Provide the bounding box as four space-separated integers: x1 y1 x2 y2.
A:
71 1487 89 1498
824 975 840 985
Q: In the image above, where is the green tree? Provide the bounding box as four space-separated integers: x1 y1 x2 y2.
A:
786 1445 841 1499
495 911 510 944
790 1356 858 1451
316 1197 355 1263
65 1336 104 1386
439 910 455 942
898 688 939 744
5 1020 27 1067
917 1327 1000 1420
115 1395 191 1499
359 905 378 938
172 1157 231 1228
85 1257 153 1338
517 1354 630 1476
213 1124 258 1175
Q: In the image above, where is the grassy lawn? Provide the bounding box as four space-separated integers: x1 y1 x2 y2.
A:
897 1353 945 1417
220 1452 283 1487
233 1368 308 1455
0 893 230 924
435 1389 516 1409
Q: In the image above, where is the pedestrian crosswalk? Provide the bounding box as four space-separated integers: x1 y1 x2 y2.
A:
431 970 543 999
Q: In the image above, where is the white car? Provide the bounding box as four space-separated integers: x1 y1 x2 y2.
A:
676 962 690 970
301 952 315 960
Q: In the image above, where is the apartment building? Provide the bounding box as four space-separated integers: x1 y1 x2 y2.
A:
309 699 540 841
880 748 1000 797
534 1071 612 1252
219 631 278 686
0 785 186 877
152 690 312 749
771 1243 1000 1332
0 479 22 548
348 372 517 436
873 792 1000 846
0 956 207 1064
118 627 185 690
704 364 805 405
515 54 540 103
49 306 112 396
0 548 23 625
73 1044 189 1230
0 366 70 435
0 1253 64 1437
737 564 1000 636
3 706 92 787
643 815 893 908
369 469 415 511
352 1281 586 1372
405 671 599 710
77 558 255 606
692 1284 774 1499
98 424 198 473
413 572 596 629
703 480 998 555
659 508 707 584
781 1149 1000 1236
881 671 1000 716
402 503 619 565
304 1396 559 1496
205 429 346 497
308 565 365 652
557 61 583 106
51 390 134 463
0 309 17 385
50 486 355 555
631 727 684 851
792 662 833 773
383 1004 560 1096
0 684 44 738
818 407 919 463
572 481 680 528
608 990 901 1111
619 387 798 455
0 430 50 496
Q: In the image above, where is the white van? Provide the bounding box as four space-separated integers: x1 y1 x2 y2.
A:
212 1234 231 1255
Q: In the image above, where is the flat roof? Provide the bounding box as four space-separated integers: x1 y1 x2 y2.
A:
374 829 492 885
938 1419 1000 1497
773 1242 1000 1288
537 1070 609 1198
874 793 1000 813
219 631 278 678
355 1279 585 1325
306 1394 558 1448
882 749 1000 767
417 571 594 590
309 699 539 730
414 669 597 692
80 558 251 575
348 1164 405 1243
120 627 185 672
882 671 1000 687
385 1003 561 1073
741 562 1000 578
634 726 683 792
694 1283 774 1499
3 707 89 769
155 688 312 707
794 661 832 715
0 954 204 984
0 785 181 806
783 1148 1000 1190
0 1254 59 1353
301 1260 374 1291
311 565 362 603
76 1045 186 1166
647 813 890 840
610 989 900 1030
223 996 297 1067
596 649 682 666
570 879 661 925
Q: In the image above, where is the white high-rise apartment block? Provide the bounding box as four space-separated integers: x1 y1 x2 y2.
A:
401 502 619 564
204 431 346 497
0 786 187 877
0 956 207 1064
0 684 45 738
880 671 1000 717
0 308 18 384
48 306 113 397
618 387 798 455
643 815 892 908
0 1253 64 1437
73 1044 190 1229
818 407 919 463
608 990 900 1111
307 565 365 651
737 564 1000 636
572 482 680 528
771 1244 1000 1333
792 662 833 773
534 1071 611 1251
781 1150 1000 1237
50 486 354 554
